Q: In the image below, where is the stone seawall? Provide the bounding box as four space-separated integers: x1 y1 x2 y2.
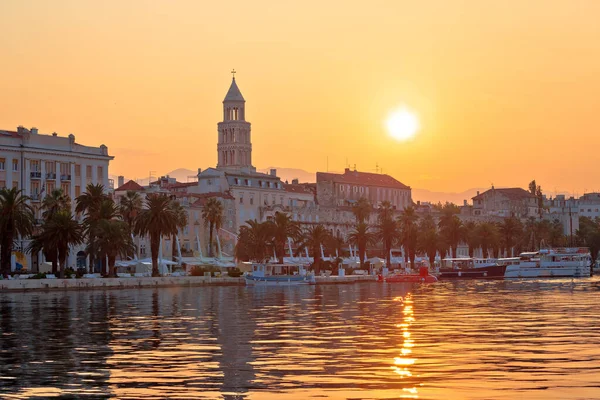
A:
0 275 377 292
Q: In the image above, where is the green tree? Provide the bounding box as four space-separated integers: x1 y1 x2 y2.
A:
270 211 301 263
418 214 439 269
168 200 188 261
477 222 500 258
0 188 34 277
76 183 109 272
438 209 463 258
95 219 135 277
300 224 332 273
499 217 523 256
119 190 143 233
134 194 179 277
376 201 399 266
39 188 71 273
399 206 419 267
41 188 70 220
462 221 480 258
235 220 273 263
39 211 83 278
201 197 224 257
348 222 376 270
352 197 372 224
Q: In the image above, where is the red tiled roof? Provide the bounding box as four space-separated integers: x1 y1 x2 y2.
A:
284 183 314 194
167 182 197 189
317 170 410 190
115 180 144 191
472 188 536 201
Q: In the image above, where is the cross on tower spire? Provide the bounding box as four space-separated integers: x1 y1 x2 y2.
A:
231 69 236 79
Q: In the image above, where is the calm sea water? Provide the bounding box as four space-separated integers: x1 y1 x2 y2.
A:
1 279 600 400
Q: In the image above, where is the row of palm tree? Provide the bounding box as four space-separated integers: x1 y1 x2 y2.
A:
234 199 576 272
0 184 199 278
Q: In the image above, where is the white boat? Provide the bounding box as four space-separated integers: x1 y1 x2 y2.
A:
245 264 316 286
504 248 591 279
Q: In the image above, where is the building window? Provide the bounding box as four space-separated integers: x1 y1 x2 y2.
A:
31 160 40 172
353 186 357 193
360 187 364 194
75 164 81 177
75 186 81 197
86 165 92 177
280 196 283 204
239 193 244 204
0 159 5 170
340 185 344 192
235 178 239 185
208 179 212 185
250 194 254 205
12 160 18 171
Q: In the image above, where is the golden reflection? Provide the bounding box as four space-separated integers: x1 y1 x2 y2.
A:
392 294 418 398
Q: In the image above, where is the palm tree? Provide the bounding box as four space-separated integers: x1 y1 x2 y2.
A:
499 217 523 256
376 201 398 266
76 183 108 272
134 194 178 276
168 200 188 261
418 215 438 269
325 234 345 262
348 222 376 269
270 212 301 263
462 221 480 258
95 219 135 277
40 211 83 278
477 222 500 258
37 188 71 273
201 197 224 257
41 188 70 220
438 209 462 258
352 197 372 224
0 188 34 277
235 220 273 262
300 224 331 273
398 206 419 267
119 190 143 233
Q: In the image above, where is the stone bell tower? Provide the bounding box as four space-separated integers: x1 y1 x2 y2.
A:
217 71 254 172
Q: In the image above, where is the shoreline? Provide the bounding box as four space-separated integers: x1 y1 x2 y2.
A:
0 275 377 292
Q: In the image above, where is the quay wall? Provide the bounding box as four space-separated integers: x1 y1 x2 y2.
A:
0 275 377 292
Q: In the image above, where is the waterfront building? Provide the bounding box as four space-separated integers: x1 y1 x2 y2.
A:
471 187 539 219
0 126 113 271
317 168 412 210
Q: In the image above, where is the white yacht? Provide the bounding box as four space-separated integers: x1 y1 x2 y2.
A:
504 248 591 278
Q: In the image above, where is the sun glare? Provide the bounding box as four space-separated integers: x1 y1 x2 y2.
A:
386 107 420 141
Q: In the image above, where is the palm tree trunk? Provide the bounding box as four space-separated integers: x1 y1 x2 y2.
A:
208 223 214 257
108 255 116 277
151 234 160 277
58 247 67 279
171 234 176 261
385 240 391 267
0 235 12 278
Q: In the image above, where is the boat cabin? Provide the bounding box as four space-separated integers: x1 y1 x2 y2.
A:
250 264 307 277
441 258 474 270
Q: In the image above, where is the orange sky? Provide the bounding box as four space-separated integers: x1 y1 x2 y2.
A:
1 0 599 193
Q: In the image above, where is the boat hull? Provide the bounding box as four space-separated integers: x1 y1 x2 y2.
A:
438 265 507 280
504 265 591 279
384 274 437 283
245 274 316 286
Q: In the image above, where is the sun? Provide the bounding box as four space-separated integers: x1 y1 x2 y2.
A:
386 107 420 141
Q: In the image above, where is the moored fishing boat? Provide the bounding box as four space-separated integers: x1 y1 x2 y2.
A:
381 266 438 283
245 264 316 286
438 258 507 280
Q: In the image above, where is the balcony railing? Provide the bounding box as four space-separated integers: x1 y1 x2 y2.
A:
46 172 56 180
30 194 41 202
60 174 71 181
30 171 41 179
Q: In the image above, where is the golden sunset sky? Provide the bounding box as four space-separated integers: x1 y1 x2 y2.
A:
1 0 599 193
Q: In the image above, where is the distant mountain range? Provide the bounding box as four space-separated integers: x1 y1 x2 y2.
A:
113 167 540 204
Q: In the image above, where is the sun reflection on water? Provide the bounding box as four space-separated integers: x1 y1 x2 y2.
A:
392 294 418 398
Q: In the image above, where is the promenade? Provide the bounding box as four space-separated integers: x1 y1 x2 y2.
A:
0 274 377 292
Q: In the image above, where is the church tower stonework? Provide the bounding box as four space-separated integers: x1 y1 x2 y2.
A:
217 74 254 172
